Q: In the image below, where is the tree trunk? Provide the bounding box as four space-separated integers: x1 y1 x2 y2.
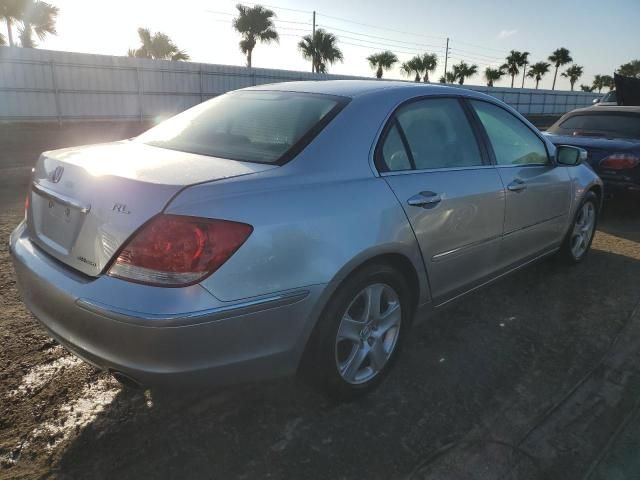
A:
552 66 558 90
376 65 383 79
423 71 429 83
510 74 515 88
414 73 420 82
521 64 527 88
570 81 575 91
6 17 14 47
459 77 464 85
488 80 493 87
247 49 252 69
536 78 540 89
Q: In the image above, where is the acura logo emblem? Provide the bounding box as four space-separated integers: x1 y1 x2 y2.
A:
51 166 64 183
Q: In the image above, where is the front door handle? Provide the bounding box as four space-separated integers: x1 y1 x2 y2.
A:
507 179 527 192
407 191 442 207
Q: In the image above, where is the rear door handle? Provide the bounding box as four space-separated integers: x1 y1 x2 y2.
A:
407 191 442 207
507 179 527 192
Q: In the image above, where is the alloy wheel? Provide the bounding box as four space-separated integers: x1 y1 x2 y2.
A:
570 201 596 259
334 283 402 385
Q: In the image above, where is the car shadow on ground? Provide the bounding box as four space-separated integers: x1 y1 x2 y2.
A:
50 223 640 480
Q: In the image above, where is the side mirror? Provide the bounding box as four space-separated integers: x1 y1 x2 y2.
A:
557 145 588 166
592 98 601 104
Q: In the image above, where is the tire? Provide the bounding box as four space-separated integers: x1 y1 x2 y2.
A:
303 263 413 401
558 191 599 264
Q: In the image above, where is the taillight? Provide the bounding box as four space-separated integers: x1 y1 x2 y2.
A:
24 191 29 218
107 214 253 287
599 153 640 170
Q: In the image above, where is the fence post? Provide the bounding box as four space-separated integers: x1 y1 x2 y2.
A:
199 66 204 103
136 63 144 123
49 60 61 125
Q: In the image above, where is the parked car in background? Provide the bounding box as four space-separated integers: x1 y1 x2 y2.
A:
544 106 640 195
593 90 617 106
10 81 602 400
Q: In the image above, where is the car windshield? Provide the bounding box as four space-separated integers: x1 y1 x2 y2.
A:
136 91 344 164
548 112 640 139
601 90 617 103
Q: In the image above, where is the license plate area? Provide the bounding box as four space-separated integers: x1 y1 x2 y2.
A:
31 189 87 255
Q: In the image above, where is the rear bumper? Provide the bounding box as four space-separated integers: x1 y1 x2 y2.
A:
9 221 325 388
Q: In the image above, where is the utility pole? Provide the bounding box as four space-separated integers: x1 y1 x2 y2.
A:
443 37 449 82
312 11 316 73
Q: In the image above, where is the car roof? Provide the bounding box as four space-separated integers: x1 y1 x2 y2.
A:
244 79 486 99
567 105 640 114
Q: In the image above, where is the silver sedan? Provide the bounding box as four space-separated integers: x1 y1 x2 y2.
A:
10 81 602 399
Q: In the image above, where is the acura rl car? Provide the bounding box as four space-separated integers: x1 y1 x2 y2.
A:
10 81 602 399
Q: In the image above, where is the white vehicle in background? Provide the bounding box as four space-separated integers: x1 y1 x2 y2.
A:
593 90 617 106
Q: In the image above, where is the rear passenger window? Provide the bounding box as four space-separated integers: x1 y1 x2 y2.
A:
471 100 549 166
379 98 483 171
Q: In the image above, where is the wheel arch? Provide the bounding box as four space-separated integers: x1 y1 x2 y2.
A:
295 248 428 374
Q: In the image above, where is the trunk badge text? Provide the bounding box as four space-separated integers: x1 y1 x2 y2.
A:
112 203 131 214
50 166 64 183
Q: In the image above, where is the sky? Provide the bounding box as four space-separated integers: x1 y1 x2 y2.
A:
26 0 640 90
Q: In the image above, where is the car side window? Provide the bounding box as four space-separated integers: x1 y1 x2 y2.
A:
471 100 549 166
379 98 483 171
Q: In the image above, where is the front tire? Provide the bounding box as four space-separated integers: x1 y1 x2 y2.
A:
558 192 598 263
305 263 413 401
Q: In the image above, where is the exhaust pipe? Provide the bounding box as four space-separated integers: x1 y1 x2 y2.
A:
111 371 143 390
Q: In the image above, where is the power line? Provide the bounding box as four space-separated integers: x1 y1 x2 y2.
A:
316 12 447 41
316 23 446 51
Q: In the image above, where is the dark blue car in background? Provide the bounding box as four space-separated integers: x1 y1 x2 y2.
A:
544 106 640 196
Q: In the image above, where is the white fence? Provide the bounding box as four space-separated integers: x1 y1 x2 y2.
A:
0 47 600 122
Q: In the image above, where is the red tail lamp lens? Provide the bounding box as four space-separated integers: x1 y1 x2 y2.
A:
600 154 640 170
108 214 253 286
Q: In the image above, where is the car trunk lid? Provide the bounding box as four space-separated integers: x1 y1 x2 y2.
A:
27 141 275 277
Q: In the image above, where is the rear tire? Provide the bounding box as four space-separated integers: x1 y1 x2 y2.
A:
558 191 598 264
304 263 413 401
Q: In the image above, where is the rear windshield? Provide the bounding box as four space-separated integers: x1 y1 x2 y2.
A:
136 91 346 164
548 113 640 139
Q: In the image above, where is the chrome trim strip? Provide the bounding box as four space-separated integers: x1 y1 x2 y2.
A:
431 234 502 261
76 290 309 328
380 165 495 177
32 182 91 214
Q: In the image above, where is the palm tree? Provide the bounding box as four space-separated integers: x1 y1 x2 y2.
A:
502 50 523 88
298 28 343 73
526 61 550 89
128 28 189 61
548 47 572 90
484 67 503 87
16 0 58 47
439 71 457 83
561 64 583 91
0 0 23 46
580 85 594 92
591 75 608 93
232 4 278 69
452 61 477 85
519 51 530 88
401 56 422 82
617 60 640 78
367 50 398 79
421 52 438 83
1 0 57 47
600 74 614 91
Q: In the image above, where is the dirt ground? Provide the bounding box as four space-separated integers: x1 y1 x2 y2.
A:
0 181 639 479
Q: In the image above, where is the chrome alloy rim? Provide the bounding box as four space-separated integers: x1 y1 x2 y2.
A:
571 202 596 259
335 283 402 385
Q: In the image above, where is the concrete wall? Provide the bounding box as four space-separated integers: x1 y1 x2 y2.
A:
1 47 600 122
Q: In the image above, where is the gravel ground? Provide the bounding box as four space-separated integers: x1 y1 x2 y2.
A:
0 183 639 480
